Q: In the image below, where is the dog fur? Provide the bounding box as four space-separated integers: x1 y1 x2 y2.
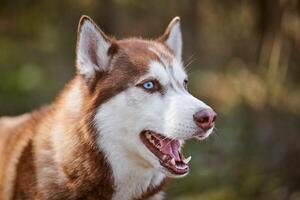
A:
0 16 214 200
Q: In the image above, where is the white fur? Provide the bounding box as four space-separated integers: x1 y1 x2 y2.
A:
142 61 169 86
94 55 213 199
95 88 166 200
171 59 186 87
165 21 182 61
76 19 110 78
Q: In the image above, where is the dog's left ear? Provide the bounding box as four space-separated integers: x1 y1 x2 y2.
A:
76 15 116 79
159 17 182 61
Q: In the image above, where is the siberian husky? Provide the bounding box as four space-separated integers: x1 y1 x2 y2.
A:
0 16 216 200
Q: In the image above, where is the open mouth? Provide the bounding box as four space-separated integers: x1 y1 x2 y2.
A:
140 130 191 176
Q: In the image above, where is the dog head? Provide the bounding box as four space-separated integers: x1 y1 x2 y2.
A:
76 16 216 177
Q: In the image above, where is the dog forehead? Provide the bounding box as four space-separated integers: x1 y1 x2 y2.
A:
117 39 172 67
117 39 186 84
147 60 186 88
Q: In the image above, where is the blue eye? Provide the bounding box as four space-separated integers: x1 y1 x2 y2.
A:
143 81 154 90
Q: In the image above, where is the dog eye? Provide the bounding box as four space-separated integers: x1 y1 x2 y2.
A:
137 79 162 93
183 79 188 89
143 81 154 90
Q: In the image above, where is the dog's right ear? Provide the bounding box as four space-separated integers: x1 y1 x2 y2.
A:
76 16 116 79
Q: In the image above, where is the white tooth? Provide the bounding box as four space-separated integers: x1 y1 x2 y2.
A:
183 156 192 164
162 155 167 161
146 132 151 139
170 158 176 165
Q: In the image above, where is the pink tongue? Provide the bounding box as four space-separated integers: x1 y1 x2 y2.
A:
160 139 181 161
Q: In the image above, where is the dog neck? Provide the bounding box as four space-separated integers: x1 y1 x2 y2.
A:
97 130 166 200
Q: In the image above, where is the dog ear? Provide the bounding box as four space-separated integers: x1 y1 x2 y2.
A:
76 15 115 79
159 17 182 61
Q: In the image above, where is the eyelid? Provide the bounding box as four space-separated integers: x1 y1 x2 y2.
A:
136 76 156 85
136 78 163 93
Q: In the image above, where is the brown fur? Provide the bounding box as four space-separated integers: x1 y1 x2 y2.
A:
135 178 170 200
0 16 177 200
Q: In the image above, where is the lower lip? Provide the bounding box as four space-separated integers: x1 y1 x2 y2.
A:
160 160 189 175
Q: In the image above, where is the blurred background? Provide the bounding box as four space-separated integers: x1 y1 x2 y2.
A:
0 0 300 199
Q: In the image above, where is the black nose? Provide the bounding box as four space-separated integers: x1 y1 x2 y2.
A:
193 109 217 131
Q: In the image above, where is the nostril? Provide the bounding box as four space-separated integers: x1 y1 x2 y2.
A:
199 116 209 123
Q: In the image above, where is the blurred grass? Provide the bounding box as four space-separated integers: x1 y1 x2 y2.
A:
0 0 300 199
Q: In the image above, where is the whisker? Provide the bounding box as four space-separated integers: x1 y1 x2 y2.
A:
184 54 195 69
213 131 220 139
184 56 197 73
184 58 196 70
213 127 219 135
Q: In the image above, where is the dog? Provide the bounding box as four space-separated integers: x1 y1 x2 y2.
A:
0 15 216 200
